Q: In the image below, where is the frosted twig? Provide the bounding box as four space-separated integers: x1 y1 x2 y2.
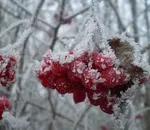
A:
14 0 46 117
10 0 54 29
50 0 66 50
105 0 126 32
63 6 90 21
0 20 29 39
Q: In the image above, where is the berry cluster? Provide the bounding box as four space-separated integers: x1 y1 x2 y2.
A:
0 54 17 87
0 96 10 119
37 50 132 114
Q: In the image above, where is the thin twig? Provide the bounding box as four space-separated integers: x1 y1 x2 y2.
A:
10 0 54 29
63 6 90 21
105 0 126 32
14 0 46 117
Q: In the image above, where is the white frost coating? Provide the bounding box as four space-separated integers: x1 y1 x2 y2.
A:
2 112 29 130
0 27 33 52
112 83 138 129
0 20 29 39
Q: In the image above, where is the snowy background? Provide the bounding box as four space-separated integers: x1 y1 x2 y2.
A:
0 0 150 130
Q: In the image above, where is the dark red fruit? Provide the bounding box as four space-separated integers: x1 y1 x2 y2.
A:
92 53 113 71
87 88 108 106
82 69 100 90
0 96 10 119
101 67 126 88
51 61 66 76
68 60 87 82
73 91 86 103
56 77 72 94
99 96 116 114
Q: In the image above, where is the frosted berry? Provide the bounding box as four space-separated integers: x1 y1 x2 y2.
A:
101 67 127 88
43 51 52 65
0 96 10 119
92 53 113 71
87 88 108 106
75 52 89 64
68 60 87 82
51 61 66 76
0 55 17 87
56 77 72 94
82 69 100 90
99 96 116 114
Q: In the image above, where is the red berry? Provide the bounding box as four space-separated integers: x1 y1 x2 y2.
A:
73 90 86 103
82 69 100 90
0 96 10 119
37 69 56 89
101 67 127 88
0 55 17 86
56 77 72 94
75 52 89 64
99 96 116 114
87 88 108 106
68 84 85 93
68 60 87 82
51 61 66 76
43 51 52 65
92 53 113 71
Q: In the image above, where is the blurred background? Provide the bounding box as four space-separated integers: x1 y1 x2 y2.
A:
0 0 150 130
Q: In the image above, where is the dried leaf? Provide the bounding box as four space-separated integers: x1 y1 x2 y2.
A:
108 38 143 77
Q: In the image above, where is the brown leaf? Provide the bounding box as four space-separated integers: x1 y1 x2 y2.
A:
108 38 143 77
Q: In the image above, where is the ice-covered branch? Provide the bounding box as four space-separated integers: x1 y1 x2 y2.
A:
0 20 29 39
10 0 54 29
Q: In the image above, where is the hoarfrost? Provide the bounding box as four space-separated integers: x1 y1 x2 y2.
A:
2 112 29 130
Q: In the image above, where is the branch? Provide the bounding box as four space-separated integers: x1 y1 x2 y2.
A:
14 0 46 117
0 20 29 39
50 0 66 50
105 0 126 32
10 0 54 29
63 6 90 21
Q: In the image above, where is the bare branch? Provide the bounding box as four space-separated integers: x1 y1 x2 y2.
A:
63 6 90 21
105 0 126 32
10 0 54 29
0 20 29 39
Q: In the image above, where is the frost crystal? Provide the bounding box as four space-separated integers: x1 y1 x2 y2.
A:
2 112 29 130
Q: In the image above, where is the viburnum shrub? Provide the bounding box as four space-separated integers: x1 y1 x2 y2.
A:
36 37 149 115
0 53 18 87
0 96 10 119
